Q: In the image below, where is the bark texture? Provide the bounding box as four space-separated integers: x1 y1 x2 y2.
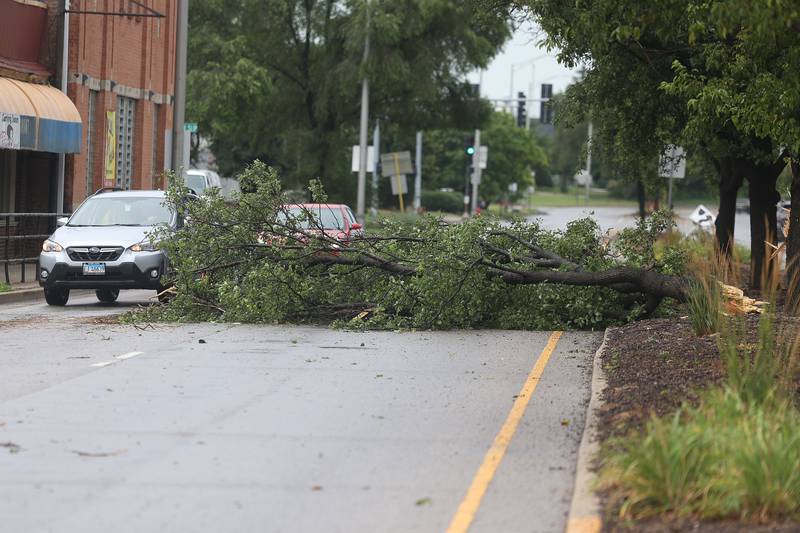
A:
714 157 743 257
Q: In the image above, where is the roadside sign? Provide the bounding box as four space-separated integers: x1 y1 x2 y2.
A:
351 145 375 173
689 204 715 227
658 145 686 179
574 171 592 186
380 151 414 177
390 175 408 195
471 170 481 186
184 122 198 133
478 145 488 170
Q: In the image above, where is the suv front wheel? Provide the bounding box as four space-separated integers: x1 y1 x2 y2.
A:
96 289 119 303
44 288 70 306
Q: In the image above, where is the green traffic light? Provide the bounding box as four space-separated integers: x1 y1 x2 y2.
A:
466 147 475 155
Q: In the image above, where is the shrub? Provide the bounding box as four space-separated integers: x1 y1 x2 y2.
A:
420 190 465 213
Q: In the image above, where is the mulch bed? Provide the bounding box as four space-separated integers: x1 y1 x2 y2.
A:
597 314 800 533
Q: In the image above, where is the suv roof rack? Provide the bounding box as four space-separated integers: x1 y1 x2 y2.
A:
93 187 125 195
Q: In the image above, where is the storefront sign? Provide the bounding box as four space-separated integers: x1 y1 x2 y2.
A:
104 111 116 187
0 113 21 150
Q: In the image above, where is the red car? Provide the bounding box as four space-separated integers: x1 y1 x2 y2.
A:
279 204 364 243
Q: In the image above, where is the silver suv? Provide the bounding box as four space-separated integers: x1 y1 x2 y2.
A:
39 189 178 306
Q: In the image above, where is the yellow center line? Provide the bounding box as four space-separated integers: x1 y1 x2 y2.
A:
446 331 563 533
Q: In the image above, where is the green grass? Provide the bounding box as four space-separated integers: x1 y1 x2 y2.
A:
524 188 638 208
0 282 10 293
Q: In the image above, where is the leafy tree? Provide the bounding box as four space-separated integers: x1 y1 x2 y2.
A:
187 0 511 202
474 112 546 201
483 0 798 290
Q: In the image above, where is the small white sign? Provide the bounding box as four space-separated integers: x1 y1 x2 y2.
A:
478 145 488 169
0 113 21 150
659 145 686 179
689 204 716 227
351 145 375 173
389 175 408 195
574 171 592 186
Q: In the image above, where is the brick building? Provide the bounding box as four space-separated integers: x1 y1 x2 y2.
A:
0 0 178 216
60 0 178 210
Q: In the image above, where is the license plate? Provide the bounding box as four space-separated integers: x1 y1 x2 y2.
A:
82 262 106 275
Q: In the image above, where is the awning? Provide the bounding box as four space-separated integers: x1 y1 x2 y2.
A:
0 77 82 154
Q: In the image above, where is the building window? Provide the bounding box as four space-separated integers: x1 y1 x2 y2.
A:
152 102 161 185
116 96 136 190
86 90 98 196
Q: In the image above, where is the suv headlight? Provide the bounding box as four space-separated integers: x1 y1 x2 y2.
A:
42 239 63 252
131 241 160 252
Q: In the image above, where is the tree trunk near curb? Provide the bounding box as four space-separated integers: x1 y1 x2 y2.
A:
715 157 743 258
747 164 782 291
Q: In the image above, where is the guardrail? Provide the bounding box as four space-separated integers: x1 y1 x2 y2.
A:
0 213 69 285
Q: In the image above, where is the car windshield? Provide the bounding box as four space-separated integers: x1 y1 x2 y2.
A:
280 206 345 229
186 174 206 194
68 196 173 227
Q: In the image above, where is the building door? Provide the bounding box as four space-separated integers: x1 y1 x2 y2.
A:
116 96 136 190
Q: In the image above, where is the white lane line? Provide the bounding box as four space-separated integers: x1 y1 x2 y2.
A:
90 351 145 367
115 351 144 360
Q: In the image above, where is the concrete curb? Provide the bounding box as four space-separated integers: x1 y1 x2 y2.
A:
564 327 612 533
0 287 44 305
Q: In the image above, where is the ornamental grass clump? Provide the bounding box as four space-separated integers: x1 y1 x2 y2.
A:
603 295 800 522
603 387 800 521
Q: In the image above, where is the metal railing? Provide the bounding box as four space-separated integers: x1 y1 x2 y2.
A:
0 213 69 285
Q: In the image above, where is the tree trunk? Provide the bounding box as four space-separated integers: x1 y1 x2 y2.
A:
715 157 743 257
747 167 781 291
636 180 646 220
786 160 800 313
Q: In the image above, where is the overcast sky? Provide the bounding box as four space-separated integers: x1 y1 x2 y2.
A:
470 21 581 118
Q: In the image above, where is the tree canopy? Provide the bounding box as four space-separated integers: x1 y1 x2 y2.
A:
187 0 512 202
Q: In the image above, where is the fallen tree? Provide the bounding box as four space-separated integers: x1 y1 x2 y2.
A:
152 162 689 329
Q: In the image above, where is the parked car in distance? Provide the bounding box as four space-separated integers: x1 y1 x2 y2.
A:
38 189 185 306
279 204 363 243
186 169 240 199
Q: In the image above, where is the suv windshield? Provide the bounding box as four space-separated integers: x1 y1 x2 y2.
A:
68 196 173 227
186 174 206 194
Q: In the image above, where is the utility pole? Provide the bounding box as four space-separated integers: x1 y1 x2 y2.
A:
470 129 481 215
356 0 371 223
172 0 189 181
414 131 422 211
371 120 380 215
56 0 70 212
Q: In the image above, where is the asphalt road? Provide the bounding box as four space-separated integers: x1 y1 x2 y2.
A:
0 292 601 533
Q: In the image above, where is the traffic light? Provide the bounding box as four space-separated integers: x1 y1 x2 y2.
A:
516 92 527 128
540 84 554 124
464 136 476 157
